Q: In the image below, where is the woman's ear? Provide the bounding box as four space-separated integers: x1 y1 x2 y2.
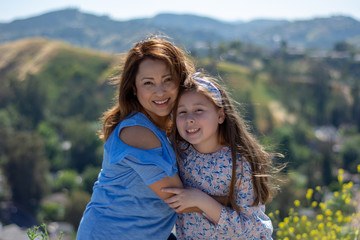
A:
218 108 225 124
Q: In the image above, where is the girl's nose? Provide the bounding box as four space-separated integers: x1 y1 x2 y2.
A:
186 114 195 123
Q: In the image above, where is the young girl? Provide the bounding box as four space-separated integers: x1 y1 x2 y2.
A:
162 73 279 239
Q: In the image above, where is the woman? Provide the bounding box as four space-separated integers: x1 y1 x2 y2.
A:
76 36 195 240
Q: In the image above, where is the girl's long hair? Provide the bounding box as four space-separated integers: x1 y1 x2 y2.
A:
100 36 194 141
172 74 283 211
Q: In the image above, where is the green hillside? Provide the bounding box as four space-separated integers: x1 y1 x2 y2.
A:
0 38 359 239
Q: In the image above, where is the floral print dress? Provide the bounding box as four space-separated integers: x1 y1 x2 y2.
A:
176 145 273 240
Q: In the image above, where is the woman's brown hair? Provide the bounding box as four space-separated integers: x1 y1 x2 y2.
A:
100 36 194 141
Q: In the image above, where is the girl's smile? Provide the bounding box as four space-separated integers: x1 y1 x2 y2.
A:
176 90 225 153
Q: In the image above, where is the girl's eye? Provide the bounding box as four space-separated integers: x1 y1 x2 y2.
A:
195 109 203 113
177 111 186 116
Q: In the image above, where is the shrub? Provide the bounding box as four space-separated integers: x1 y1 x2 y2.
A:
270 166 360 239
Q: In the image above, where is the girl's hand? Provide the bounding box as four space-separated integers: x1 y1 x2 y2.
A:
162 188 206 213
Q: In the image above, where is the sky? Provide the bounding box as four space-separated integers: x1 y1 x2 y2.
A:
1 0 360 23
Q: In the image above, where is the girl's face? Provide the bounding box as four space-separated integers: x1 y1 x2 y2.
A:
135 58 179 127
176 90 225 154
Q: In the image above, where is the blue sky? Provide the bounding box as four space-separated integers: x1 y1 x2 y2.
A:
1 0 359 22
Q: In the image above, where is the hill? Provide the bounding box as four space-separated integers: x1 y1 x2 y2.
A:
1 36 360 237
0 8 359 53
0 38 122 124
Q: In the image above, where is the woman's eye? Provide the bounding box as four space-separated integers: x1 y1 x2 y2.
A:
164 77 172 82
144 81 153 85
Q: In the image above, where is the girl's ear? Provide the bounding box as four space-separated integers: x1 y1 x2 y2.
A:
218 108 225 124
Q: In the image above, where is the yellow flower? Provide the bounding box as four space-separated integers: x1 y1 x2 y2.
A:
296 234 301 239
293 216 299 222
284 217 289 224
310 229 318 236
301 215 307 221
345 198 351 205
275 210 280 215
277 231 282 237
338 175 343 184
316 186 321 192
344 181 353 189
306 188 313 200
289 227 294 233
334 191 339 197
325 209 332 216
319 202 326 210
268 212 273 218
357 164 360 173
316 214 323 221
312 201 318 207
338 168 344 175
294 200 301 207
279 222 285 229
318 222 324 230
302 233 308 238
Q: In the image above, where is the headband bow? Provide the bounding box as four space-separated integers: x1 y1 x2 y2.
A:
193 72 223 105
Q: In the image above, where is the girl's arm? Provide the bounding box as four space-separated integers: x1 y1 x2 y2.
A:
162 187 223 223
213 160 273 238
179 195 228 213
163 160 273 239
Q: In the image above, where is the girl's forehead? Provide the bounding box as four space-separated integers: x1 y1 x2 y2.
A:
179 90 212 105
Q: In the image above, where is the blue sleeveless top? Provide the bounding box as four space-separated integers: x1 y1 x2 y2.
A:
76 112 178 240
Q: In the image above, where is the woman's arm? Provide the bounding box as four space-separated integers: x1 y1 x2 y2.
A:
120 126 229 210
149 175 183 200
120 125 183 200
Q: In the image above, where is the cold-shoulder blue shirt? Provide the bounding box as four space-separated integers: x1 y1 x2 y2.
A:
76 112 178 240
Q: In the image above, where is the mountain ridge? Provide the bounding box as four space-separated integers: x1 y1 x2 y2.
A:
0 8 359 53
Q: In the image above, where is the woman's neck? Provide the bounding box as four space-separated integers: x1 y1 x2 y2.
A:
142 111 171 132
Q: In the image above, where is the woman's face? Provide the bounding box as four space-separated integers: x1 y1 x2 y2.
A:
135 58 179 125
176 90 225 153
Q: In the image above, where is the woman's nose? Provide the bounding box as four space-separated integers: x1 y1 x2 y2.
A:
154 83 165 95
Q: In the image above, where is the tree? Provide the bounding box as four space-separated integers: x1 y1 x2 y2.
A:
341 136 360 173
2 131 49 212
309 62 331 125
64 190 91 229
62 118 103 172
